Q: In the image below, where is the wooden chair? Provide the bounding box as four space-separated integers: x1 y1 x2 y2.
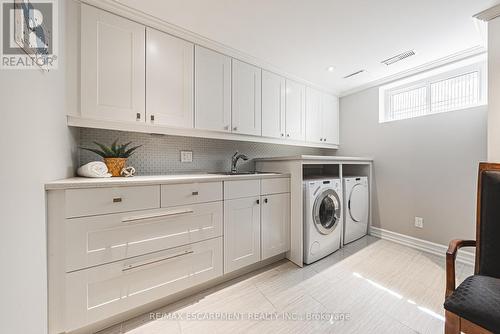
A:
444 163 500 334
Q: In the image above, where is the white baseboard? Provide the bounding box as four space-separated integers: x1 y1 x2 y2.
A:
369 227 475 266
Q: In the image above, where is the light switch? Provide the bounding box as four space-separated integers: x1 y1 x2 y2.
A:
180 151 193 163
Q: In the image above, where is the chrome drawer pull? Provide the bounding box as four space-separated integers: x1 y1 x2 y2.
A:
122 250 194 272
113 197 122 203
122 209 194 223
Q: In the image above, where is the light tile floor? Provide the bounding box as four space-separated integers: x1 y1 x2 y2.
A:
98 236 473 334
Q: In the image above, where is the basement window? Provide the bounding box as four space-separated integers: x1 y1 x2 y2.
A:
379 56 487 123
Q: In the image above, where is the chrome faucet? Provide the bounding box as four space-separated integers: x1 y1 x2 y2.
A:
231 152 249 174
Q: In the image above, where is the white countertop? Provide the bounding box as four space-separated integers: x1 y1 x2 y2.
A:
255 155 373 162
45 172 290 190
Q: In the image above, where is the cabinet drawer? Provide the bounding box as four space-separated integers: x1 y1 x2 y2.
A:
261 178 290 195
161 182 222 207
65 202 223 272
65 186 160 218
224 179 260 200
65 237 222 332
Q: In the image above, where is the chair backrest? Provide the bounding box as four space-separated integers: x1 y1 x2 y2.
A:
476 163 500 278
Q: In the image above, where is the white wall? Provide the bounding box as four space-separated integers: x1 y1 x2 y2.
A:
488 17 500 161
338 87 487 245
0 1 78 333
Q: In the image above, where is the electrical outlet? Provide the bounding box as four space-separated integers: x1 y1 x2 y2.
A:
414 217 424 229
180 151 193 163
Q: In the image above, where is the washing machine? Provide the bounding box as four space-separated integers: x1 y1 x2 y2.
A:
343 177 369 245
303 178 343 264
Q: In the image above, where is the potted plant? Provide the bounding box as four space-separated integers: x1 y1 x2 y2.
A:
81 139 141 177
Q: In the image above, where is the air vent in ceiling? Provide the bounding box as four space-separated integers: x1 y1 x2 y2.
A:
381 50 416 66
343 70 366 79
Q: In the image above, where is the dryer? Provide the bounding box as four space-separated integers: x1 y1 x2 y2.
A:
343 177 369 245
303 178 342 264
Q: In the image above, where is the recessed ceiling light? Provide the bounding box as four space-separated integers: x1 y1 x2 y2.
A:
327 66 335 72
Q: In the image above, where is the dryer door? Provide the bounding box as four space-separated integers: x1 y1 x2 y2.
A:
348 183 368 224
313 189 341 235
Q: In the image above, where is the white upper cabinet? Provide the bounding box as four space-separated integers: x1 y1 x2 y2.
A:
285 80 306 141
322 93 340 145
146 28 194 128
231 60 262 136
305 87 323 144
81 4 145 122
77 6 338 148
195 46 232 132
306 87 340 145
262 71 286 139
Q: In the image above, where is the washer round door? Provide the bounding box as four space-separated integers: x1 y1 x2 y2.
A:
313 188 341 235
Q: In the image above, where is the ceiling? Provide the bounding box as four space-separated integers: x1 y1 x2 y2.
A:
116 0 497 95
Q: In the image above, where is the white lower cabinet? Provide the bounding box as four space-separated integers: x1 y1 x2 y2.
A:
223 178 291 273
65 237 222 332
224 196 261 273
65 202 223 272
261 193 290 260
48 177 290 333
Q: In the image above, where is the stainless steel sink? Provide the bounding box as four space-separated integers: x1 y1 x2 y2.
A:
212 171 271 176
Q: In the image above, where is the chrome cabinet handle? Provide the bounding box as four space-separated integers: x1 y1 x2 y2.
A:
192 191 199 196
150 115 155 122
113 197 122 203
122 209 194 223
122 250 194 272
136 113 141 120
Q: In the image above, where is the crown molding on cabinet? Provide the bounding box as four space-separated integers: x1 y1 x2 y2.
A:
67 116 339 150
80 0 338 96
474 4 500 21
339 45 487 97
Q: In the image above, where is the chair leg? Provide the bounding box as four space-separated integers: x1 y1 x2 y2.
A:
445 311 460 334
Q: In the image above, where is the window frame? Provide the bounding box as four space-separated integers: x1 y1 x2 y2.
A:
379 60 487 123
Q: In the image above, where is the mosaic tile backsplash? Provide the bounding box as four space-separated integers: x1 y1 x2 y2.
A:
79 128 335 175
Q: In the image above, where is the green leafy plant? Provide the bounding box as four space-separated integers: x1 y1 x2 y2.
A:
81 139 142 159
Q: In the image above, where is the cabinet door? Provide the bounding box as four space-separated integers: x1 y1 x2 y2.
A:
232 60 262 136
322 93 340 145
65 238 222 332
195 46 231 132
305 87 323 143
285 80 306 141
224 197 261 273
261 193 290 260
146 28 194 128
81 5 145 122
262 70 286 139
